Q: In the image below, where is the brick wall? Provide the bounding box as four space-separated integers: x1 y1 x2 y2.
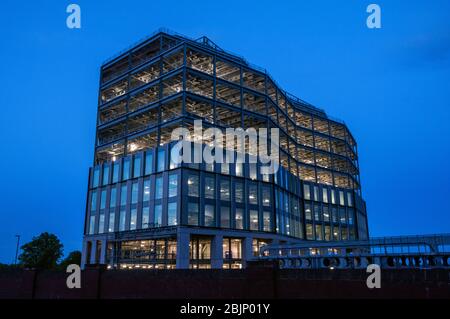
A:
0 265 448 299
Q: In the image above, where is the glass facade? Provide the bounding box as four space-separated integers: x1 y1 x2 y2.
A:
84 31 369 269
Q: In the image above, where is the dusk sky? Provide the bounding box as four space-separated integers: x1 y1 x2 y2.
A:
0 0 449 263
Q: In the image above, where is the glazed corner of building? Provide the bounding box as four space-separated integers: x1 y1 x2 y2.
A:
81 28 369 270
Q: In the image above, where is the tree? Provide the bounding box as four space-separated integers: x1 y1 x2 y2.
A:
59 250 81 270
18 232 63 269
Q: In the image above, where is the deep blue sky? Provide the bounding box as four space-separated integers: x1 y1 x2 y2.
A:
0 0 449 263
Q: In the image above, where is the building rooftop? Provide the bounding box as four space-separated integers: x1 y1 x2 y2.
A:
102 28 344 123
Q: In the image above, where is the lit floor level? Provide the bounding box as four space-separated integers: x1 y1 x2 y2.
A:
82 226 308 269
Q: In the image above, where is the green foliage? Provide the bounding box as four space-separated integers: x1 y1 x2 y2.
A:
58 250 82 270
18 232 64 269
0 263 21 270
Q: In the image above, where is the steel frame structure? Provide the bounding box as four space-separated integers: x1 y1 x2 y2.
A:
82 29 370 269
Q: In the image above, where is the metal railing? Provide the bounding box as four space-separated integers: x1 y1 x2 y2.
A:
259 233 450 269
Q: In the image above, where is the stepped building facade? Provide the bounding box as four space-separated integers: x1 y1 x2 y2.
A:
81 30 369 269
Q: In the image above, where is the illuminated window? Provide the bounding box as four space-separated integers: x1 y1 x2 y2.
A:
331 190 336 204
263 211 271 232
313 186 319 201
323 206 330 222
168 173 178 197
341 228 348 240
130 208 137 230
119 209 126 231
154 204 162 226
303 184 311 200
112 162 119 183
314 204 320 221
315 225 323 240
89 215 96 235
155 176 163 199
220 180 230 201
157 149 165 172
249 163 257 180
339 191 345 206
339 208 347 224
205 176 215 199
332 227 339 241
102 165 109 186
249 210 259 230
324 225 331 241
92 167 100 188
223 238 243 266
332 207 338 223
347 192 353 207
131 182 139 204
168 202 177 226
305 203 312 220
205 204 215 227
205 162 214 172
169 144 181 169
133 155 141 178
235 208 244 230
235 182 244 203
120 185 127 206
122 158 130 180
348 208 354 225
90 192 97 211
220 206 230 228
262 187 271 207
221 163 229 175
143 179 150 202
187 173 199 197
188 203 199 226
108 211 115 232
252 239 270 257
100 190 107 210
142 206 150 228
306 224 313 240
235 163 243 178
248 184 258 205
144 152 153 175
322 188 329 203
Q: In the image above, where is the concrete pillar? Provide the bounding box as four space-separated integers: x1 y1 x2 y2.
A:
90 240 97 264
211 234 223 269
81 240 88 270
242 236 253 268
176 230 190 269
109 241 116 268
99 239 107 264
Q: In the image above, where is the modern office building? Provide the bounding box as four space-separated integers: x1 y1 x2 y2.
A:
81 29 369 269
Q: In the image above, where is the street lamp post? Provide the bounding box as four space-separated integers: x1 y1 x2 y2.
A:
14 235 20 265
